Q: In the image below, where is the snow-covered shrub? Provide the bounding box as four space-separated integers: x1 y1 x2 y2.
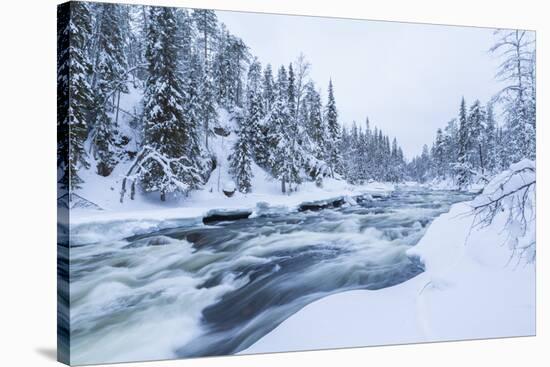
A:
470 159 535 263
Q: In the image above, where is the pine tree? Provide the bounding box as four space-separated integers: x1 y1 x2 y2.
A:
266 95 290 192
184 51 208 182
57 2 95 193
467 100 486 173
456 97 472 188
267 66 302 193
287 63 297 117
305 83 325 159
229 110 254 193
138 7 202 201
199 63 218 150
325 79 342 178
212 29 249 108
192 9 218 149
245 59 266 163
192 9 218 65
175 8 195 74
443 118 459 176
484 103 499 173
92 3 129 176
262 64 275 113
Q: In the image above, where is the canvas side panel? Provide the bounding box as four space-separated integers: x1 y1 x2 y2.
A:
57 2 71 365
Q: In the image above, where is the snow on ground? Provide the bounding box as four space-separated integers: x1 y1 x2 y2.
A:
241 196 535 354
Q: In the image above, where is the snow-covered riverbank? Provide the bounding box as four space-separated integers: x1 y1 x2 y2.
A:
241 197 535 354
71 178 394 224
68 177 394 245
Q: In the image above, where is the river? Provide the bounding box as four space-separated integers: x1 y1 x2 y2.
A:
67 188 472 364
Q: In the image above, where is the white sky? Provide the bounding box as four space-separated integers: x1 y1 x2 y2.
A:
216 10 506 158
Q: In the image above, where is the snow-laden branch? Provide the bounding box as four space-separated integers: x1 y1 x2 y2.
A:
119 145 195 202
468 159 536 264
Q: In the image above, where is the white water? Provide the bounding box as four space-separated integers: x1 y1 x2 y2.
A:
68 189 471 365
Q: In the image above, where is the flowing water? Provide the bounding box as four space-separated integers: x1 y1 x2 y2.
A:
66 188 472 364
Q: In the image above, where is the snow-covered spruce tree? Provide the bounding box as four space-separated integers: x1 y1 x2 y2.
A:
496 126 508 172
264 65 288 162
295 82 326 185
467 99 487 174
431 128 446 179
490 29 536 164
304 82 325 159
339 125 352 182
212 27 232 107
293 54 311 122
175 8 195 74
456 97 473 188
184 51 210 182
325 79 343 178
262 64 276 113
442 118 459 178
266 96 289 192
57 2 95 194
126 4 149 84
192 9 218 149
244 59 266 160
198 63 218 150
176 8 207 179
213 29 249 109
229 120 254 193
484 102 499 174
126 7 202 202
382 135 392 181
266 66 303 194
363 118 374 181
287 63 297 118
192 9 218 65
407 144 432 183
228 58 264 192
389 137 405 183
356 123 370 182
251 63 275 168
340 122 359 183
91 3 129 176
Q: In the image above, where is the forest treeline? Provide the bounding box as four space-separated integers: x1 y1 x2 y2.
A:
408 30 535 187
57 3 535 202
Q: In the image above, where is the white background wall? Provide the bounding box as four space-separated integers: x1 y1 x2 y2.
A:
0 0 547 366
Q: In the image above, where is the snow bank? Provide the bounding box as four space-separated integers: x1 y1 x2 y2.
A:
242 190 535 354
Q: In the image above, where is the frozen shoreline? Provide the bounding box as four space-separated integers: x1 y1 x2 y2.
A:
240 199 536 355
70 179 394 226
67 179 395 245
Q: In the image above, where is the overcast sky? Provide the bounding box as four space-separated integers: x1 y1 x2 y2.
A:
216 10 505 158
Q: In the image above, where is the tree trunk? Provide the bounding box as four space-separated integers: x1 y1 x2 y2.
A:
205 116 209 149
281 177 286 194
130 182 135 201
115 90 121 126
160 191 166 202
203 17 209 150
479 145 485 174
